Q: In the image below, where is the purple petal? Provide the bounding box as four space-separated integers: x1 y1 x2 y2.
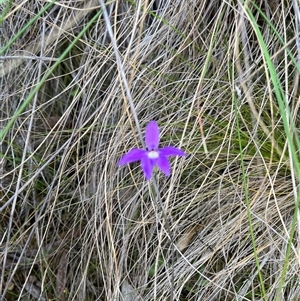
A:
159 146 186 157
118 148 146 165
156 156 170 176
141 157 155 180
145 121 160 150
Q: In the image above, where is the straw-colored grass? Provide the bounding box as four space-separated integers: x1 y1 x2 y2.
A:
1 0 300 300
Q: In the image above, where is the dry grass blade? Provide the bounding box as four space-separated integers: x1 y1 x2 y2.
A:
0 0 99 77
1 0 300 300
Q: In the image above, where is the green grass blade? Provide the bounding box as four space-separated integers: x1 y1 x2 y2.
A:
0 0 57 55
0 9 102 142
244 3 300 300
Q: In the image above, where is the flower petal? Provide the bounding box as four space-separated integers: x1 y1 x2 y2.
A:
118 148 146 165
145 121 160 150
141 157 155 180
159 146 186 157
157 156 170 176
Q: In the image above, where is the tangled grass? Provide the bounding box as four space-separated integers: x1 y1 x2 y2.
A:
1 0 300 300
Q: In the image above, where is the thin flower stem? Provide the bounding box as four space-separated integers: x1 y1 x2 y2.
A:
150 177 175 301
100 2 175 299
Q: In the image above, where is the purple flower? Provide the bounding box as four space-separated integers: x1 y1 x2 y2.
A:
119 121 186 180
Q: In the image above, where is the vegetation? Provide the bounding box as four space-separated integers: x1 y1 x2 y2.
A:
1 0 300 300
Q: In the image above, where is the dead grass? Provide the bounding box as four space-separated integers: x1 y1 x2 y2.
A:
1 0 300 300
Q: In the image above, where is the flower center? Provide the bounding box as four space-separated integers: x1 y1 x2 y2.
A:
148 150 159 159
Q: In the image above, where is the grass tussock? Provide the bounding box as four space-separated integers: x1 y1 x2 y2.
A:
1 0 300 300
